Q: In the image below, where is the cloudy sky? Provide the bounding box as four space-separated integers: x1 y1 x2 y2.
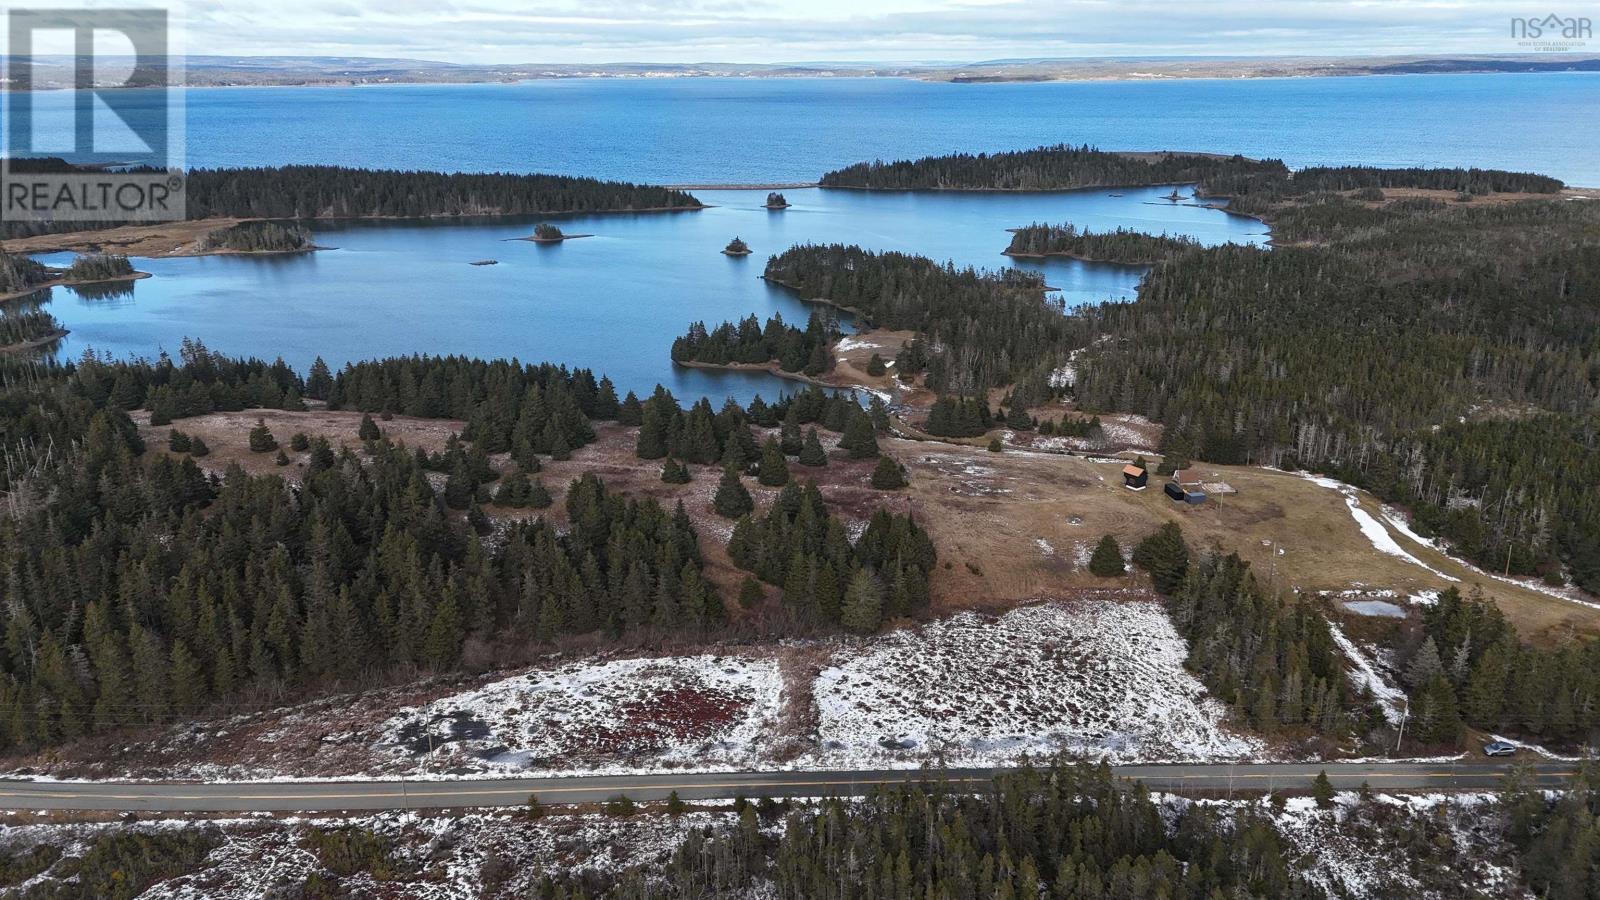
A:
173 0 1577 63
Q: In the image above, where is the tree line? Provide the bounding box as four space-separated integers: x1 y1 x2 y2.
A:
670 311 837 376
1 161 703 237
1396 587 1600 747
764 244 1068 396
181 165 704 220
728 480 934 633
198 221 313 252
1137 525 1352 736
1075 195 1600 591
819 144 1287 191
1005 222 1200 264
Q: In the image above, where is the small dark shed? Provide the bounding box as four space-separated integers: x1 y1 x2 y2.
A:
1163 482 1186 502
1122 464 1148 490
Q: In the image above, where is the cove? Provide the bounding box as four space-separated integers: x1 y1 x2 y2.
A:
37 185 1265 404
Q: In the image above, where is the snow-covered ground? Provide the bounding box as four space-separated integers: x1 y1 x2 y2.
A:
1263 792 1522 899
1327 620 1407 725
378 655 786 777
807 598 1263 766
0 791 1535 900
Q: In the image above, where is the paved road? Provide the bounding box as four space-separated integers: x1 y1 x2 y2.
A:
0 761 1576 813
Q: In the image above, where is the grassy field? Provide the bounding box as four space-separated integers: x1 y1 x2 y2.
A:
138 406 1600 643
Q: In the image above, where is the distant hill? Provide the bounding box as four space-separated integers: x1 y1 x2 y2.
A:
3 52 1594 89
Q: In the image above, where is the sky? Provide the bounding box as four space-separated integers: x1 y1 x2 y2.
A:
55 0 1600 64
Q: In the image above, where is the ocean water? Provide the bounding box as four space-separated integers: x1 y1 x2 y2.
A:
18 72 1596 402
168 74 1600 185
37 185 1263 403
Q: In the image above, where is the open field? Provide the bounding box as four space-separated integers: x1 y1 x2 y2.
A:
138 405 1600 643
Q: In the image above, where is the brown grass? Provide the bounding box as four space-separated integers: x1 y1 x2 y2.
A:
141 408 1600 644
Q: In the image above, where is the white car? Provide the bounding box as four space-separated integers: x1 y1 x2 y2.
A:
1482 741 1518 758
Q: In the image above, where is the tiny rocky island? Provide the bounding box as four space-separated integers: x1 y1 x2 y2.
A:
764 191 790 209
523 222 593 244
723 236 753 256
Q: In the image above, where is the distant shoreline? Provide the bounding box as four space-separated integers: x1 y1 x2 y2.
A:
9 54 1596 91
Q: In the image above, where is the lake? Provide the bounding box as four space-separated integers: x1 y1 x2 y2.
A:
18 72 1598 402
35 184 1264 403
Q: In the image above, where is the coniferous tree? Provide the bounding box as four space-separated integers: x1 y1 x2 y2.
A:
168 429 191 452
527 477 553 509
870 456 907 490
713 466 754 519
1089 535 1126 576
248 419 278 452
1133 522 1190 594
799 428 828 467
757 438 790 487
660 458 691 484
1312 770 1336 809
840 412 880 459
841 568 884 634
358 413 381 441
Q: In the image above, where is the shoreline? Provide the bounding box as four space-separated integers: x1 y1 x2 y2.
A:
1002 248 1164 266
0 271 151 303
514 233 595 244
672 357 863 394
0 328 69 355
0 207 703 259
668 182 817 191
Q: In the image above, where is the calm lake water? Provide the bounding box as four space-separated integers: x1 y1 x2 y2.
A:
37 185 1264 403
20 72 1598 402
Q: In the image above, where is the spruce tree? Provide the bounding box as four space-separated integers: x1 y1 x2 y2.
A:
248 419 278 452
527 477 553 509
358 413 381 441
306 356 333 399
739 575 764 609
189 436 210 457
713 466 755 519
168 429 191 452
274 449 290 466
290 431 310 451
841 412 880 459
799 428 828 467
870 456 907 490
1088 534 1125 576
866 353 887 376
841 568 883 634
617 391 643 426
1312 770 1336 809
661 458 691 484
1132 522 1189 594
757 438 790 487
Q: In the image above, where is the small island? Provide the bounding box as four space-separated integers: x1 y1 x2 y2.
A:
521 222 594 244
1003 222 1200 264
198 221 319 254
0 250 149 301
723 236 753 256
764 191 790 209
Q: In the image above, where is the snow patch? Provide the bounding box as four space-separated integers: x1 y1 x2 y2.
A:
808 599 1263 766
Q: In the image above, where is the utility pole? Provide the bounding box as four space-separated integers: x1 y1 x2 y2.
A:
1394 697 1410 755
